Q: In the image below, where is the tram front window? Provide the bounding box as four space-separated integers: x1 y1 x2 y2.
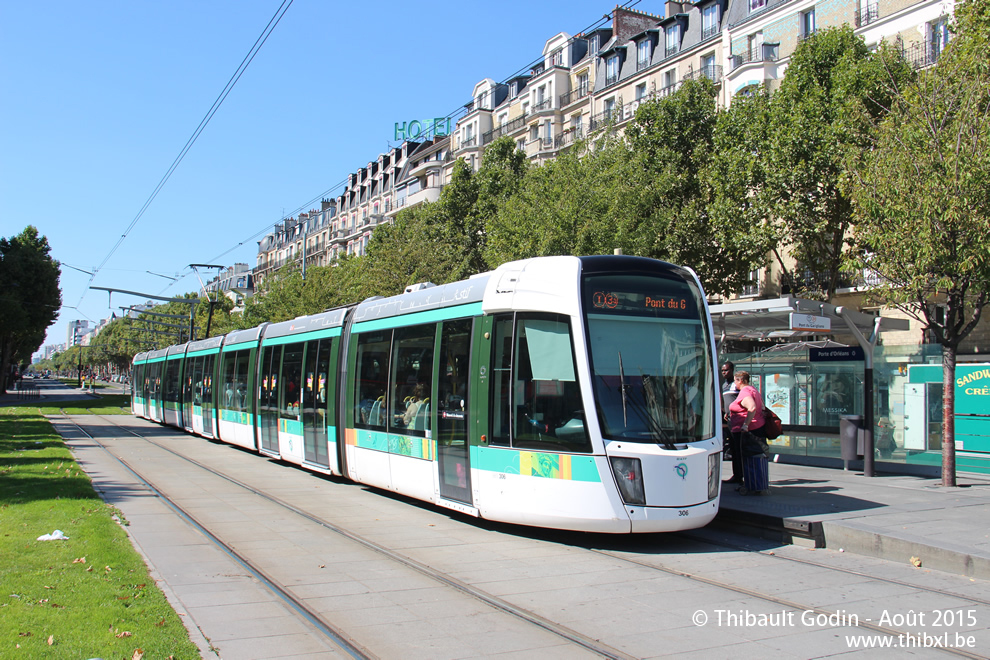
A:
583 273 714 445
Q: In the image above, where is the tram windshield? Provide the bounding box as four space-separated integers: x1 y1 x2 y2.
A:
583 272 715 445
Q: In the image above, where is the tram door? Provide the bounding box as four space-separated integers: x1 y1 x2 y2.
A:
201 355 215 438
437 319 473 503
258 345 281 454
303 339 331 468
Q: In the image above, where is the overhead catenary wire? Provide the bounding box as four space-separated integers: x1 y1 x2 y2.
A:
74 0 295 310
188 0 644 278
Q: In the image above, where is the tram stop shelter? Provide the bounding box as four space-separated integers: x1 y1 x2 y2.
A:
709 296 911 477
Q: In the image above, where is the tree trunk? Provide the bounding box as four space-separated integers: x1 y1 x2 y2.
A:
942 344 957 487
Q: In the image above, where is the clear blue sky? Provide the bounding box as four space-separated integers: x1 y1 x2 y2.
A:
1 0 642 352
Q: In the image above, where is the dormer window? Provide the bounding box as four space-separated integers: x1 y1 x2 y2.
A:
665 25 681 57
550 49 563 67
702 5 720 40
637 40 650 70
589 35 600 56
606 54 620 86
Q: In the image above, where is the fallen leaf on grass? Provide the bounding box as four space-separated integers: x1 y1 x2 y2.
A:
155 618 166 628
18 632 31 637
116 631 132 638
47 635 54 646
72 557 86 564
132 649 144 660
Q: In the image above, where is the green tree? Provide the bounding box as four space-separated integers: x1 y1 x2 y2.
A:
0 226 62 391
851 1 990 486
707 86 779 295
761 27 913 299
625 78 768 296
485 134 638 263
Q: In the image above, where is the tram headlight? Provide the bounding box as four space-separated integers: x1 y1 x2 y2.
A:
609 457 645 506
708 452 720 501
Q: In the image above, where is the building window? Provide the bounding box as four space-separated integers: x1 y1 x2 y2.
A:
802 8 816 38
498 112 508 126
750 0 767 11
748 32 764 61
573 113 583 134
550 48 563 67
665 25 681 57
635 83 647 100
589 35 600 56
606 54 620 86
702 4 719 39
637 40 650 70
930 17 950 58
530 125 539 141
577 72 589 95
517 138 526 151
701 53 716 80
663 69 676 89
603 97 615 119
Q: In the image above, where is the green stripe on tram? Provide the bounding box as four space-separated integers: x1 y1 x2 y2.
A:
352 302 483 333
262 327 342 347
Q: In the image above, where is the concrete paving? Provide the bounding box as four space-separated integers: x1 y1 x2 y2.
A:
717 459 990 580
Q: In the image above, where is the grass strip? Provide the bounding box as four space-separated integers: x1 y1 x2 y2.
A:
0 403 201 659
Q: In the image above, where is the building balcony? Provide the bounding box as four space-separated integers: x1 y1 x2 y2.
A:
407 158 444 178
665 44 680 59
730 44 779 70
702 24 719 41
560 87 590 107
459 136 478 150
554 128 583 149
482 114 528 145
683 65 723 83
531 98 555 116
855 2 879 27
901 40 943 70
589 110 616 133
406 186 443 208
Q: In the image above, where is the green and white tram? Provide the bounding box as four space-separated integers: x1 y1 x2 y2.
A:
132 255 722 533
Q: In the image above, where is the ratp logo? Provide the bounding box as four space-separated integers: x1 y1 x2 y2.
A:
675 463 688 480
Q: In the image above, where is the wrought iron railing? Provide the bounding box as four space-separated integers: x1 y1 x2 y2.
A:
900 40 942 70
702 24 719 41
683 65 723 82
482 114 528 144
855 2 879 27
560 87 589 106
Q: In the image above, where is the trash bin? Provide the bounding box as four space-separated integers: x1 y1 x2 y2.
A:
840 415 865 461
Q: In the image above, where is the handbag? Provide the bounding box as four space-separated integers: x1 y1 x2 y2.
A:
764 409 783 439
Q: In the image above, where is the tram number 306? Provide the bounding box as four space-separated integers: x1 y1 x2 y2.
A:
678 510 690 517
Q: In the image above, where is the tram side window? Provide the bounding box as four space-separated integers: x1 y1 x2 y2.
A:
222 350 250 412
202 355 214 405
281 342 304 420
388 324 435 436
164 361 180 404
490 314 590 453
355 332 391 430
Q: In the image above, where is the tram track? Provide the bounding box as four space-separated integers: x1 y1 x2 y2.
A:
61 411 987 660
58 412 637 660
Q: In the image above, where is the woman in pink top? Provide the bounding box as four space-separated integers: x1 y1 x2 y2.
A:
729 370 765 435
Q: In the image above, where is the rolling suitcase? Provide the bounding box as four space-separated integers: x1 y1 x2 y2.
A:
741 453 770 495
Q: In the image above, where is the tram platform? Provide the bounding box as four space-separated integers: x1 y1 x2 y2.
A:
716 459 990 580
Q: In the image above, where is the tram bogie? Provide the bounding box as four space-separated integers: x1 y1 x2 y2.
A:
132 255 722 533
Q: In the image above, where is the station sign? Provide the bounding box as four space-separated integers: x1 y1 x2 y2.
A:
810 346 865 362
790 313 831 332
394 118 451 142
